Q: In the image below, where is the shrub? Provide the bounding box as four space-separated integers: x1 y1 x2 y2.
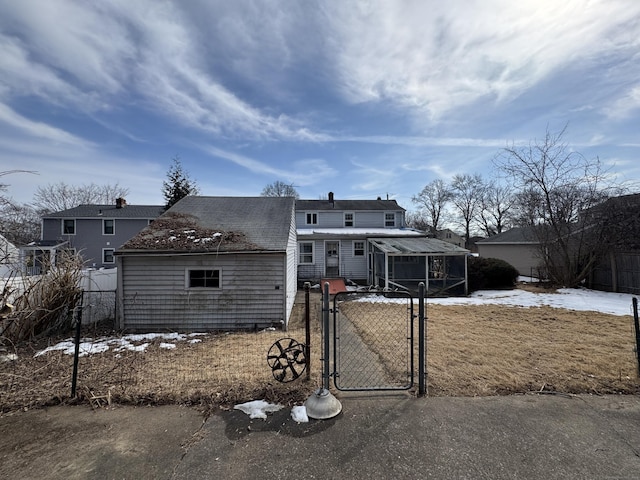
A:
468 256 519 292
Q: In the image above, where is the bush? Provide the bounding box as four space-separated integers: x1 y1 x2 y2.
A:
468 256 519 292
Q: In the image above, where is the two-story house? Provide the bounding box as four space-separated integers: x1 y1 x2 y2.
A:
22 198 163 273
296 192 469 294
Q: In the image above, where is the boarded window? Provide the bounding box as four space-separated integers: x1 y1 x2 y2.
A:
188 269 220 288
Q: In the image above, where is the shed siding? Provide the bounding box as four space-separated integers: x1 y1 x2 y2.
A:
120 253 286 331
477 244 541 277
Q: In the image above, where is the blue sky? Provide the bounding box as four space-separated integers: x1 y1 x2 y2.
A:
1 0 639 212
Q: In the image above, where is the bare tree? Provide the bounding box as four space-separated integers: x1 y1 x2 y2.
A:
405 211 432 233
33 182 129 213
411 179 453 236
450 173 485 248
476 181 515 236
495 126 622 286
0 202 40 245
162 157 199 210
261 181 299 198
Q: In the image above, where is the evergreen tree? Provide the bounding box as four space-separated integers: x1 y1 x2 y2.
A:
162 157 199 210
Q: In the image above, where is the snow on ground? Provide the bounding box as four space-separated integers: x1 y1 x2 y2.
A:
427 287 637 317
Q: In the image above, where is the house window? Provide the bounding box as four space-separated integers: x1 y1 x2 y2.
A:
103 219 115 235
385 213 396 227
187 269 221 288
353 241 365 256
299 242 314 264
344 212 354 227
306 212 318 225
62 219 76 235
102 248 115 264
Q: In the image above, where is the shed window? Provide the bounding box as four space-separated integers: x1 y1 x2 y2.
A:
187 269 221 288
62 219 76 235
385 213 396 227
306 212 318 225
299 242 314 264
103 219 115 235
103 248 115 264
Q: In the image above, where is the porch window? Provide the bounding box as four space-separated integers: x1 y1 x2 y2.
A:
299 242 314 264
103 219 115 235
306 212 318 225
353 241 365 256
187 269 221 288
385 213 396 227
62 219 76 235
344 212 354 227
102 248 115 264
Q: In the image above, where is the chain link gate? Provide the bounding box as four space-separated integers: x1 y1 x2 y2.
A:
330 289 419 391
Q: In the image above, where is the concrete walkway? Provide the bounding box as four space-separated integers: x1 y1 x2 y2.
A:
1 393 639 479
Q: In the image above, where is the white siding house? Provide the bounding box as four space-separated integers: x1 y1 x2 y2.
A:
116 196 297 331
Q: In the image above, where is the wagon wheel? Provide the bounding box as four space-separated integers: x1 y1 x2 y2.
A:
267 337 307 383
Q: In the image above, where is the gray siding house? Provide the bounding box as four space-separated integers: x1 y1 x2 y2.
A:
116 196 297 331
36 198 163 270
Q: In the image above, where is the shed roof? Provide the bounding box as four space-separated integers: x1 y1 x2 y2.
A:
119 196 295 254
368 237 469 255
475 227 539 245
43 204 164 219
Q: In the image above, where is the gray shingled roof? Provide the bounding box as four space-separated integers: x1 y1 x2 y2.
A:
476 227 539 244
119 196 295 253
43 204 164 219
296 198 404 211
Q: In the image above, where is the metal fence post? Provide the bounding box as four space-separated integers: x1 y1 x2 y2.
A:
418 282 426 396
71 292 84 398
322 282 330 390
304 282 311 381
633 297 640 377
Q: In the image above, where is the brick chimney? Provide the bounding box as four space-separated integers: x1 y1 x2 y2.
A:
328 191 334 205
116 197 127 209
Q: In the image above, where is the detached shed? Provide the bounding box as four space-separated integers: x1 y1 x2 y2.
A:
368 237 469 296
116 196 297 331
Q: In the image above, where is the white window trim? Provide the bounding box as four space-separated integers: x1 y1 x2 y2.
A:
185 267 222 289
353 240 365 256
344 212 354 227
102 248 115 264
298 241 314 264
305 212 318 225
62 219 76 235
103 218 115 235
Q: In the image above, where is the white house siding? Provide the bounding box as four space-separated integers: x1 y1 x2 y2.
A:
340 239 367 280
118 253 287 331
477 244 541 277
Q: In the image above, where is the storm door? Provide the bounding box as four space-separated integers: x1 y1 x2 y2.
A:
325 241 340 277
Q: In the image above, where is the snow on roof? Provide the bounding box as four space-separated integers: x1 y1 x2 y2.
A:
296 228 424 237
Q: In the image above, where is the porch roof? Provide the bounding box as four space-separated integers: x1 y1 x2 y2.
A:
368 237 469 255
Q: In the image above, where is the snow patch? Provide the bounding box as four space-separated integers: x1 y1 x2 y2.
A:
233 400 284 419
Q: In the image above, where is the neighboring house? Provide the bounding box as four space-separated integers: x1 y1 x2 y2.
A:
436 229 465 248
476 227 542 277
116 196 297 331
0 234 19 277
32 198 163 270
296 192 469 294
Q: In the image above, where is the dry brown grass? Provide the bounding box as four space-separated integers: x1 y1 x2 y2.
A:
1 289 638 414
